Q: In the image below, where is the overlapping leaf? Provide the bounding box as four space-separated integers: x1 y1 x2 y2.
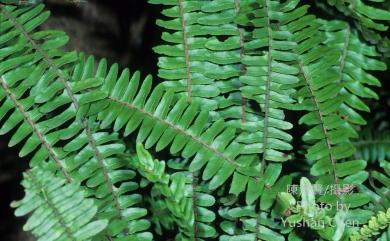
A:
219 205 286 241
1 1 390 241
282 5 372 186
81 61 273 199
136 143 217 241
0 5 151 240
323 0 390 58
11 168 108 241
353 121 390 163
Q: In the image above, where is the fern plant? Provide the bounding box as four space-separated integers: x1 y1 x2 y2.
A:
0 0 390 240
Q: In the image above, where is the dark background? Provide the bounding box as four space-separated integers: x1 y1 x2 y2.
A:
0 0 389 240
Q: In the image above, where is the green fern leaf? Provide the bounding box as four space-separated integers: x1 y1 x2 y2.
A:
150 0 262 124
235 0 300 168
219 205 286 241
136 143 217 240
81 65 269 199
11 168 108 241
0 5 152 239
285 8 379 186
322 0 390 58
354 126 390 163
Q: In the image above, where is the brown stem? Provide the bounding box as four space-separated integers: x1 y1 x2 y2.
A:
0 78 72 182
297 61 338 184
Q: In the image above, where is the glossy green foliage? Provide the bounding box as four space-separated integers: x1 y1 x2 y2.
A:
136 143 217 240
350 208 390 241
150 0 225 110
66 57 152 241
150 0 259 124
81 62 270 197
234 0 299 165
362 160 390 212
355 127 390 163
0 4 77 172
320 20 385 123
287 9 384 187
219 207 285 241
286 8 376 216
11 168 108 241
326 0 390 32
323 0 390 58
1 0 390 241
0 4 151 240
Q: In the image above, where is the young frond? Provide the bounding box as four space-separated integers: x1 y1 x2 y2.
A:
136 143 217 240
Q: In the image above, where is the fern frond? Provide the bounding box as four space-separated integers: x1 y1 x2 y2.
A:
81 65 269 199
145 1 299 213
200 0 250 123
65 56 153 241
219 205 286 241
360 160 390 212
11 168 108 241
323 0 390 58
320 20 386 119
233 0 299 167
323 0 390 42
325 0 390 32
350 208 390 241
136 143 217 240
354 127 390 163
0 3 79 180
152 0 259 123
0 5 152 239
149 0 229 109
283 6 373 185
